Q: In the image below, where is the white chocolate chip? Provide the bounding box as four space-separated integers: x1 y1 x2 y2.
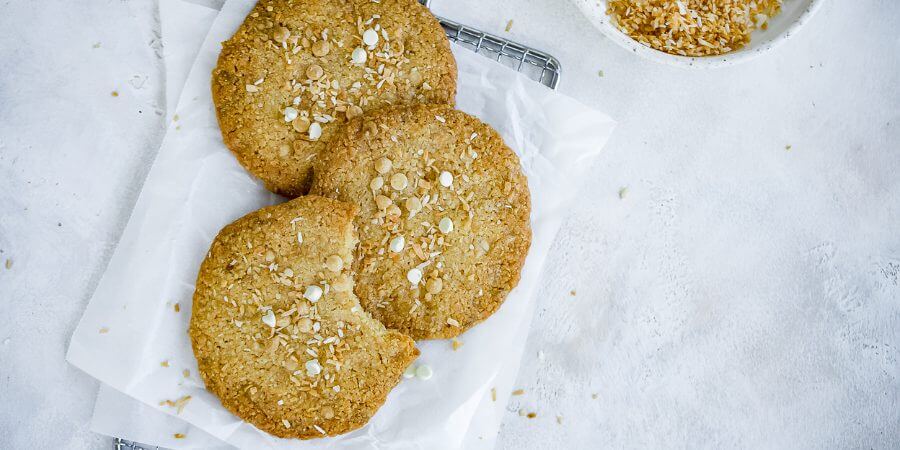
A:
375 157 393 174
306 64 324 81
297 317 313 333
407 268 423 285
261 310 276 328
426 277 443 294
284 106 299 122
374 195 393 210
282 419 291 429
439 171 453 188
363 29 379 47
351 47 367 64
332 275 352 292
346 105 363 120
245 84 259 93
308 122 323 141
297 231 303 244
415 364 433 380
405 197 422 213
438 217 454 234
369 176 384 191
325 255 343 272
389 235 405 253
292 117 310 133
304 285 323 302
311 40 330 57
273 27 291 43
305 359 322 377
390 173 408 191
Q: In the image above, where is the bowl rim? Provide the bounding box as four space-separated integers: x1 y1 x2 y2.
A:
573 0 827 68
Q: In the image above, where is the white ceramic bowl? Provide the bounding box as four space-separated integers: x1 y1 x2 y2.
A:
570 0 825 68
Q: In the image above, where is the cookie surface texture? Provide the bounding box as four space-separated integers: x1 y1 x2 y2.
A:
311 104 532 340
212 0 458 197
190 195 419 439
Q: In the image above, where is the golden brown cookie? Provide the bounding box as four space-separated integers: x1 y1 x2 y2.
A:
189 196 418 439
311 104 531 340
212 0 457 197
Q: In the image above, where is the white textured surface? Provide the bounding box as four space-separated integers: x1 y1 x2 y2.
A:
1 1 899 449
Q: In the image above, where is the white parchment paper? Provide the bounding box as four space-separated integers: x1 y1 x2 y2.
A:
88 5 231 450
92 0 533 445
160 0 221 123
68 0 615 448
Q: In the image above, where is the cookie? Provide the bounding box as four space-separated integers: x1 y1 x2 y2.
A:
311 104 531 340
212 0 457 197
189 196 418 439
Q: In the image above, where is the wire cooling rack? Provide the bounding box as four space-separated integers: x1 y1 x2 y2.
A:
114 440 155 450
423 0 561 89
113 4 560 450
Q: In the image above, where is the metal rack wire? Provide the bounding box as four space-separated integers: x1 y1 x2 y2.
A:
113 3 561 450
422 0 561 89
114 439 156 450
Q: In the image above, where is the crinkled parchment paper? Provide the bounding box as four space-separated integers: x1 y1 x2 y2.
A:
69 0 615 448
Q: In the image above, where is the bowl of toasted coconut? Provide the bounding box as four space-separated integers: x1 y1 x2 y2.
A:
573 0 825 67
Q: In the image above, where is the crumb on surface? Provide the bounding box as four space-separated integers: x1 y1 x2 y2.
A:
4 259 11 270
451 338 463 351
526 412 537 419
592 393 598 399
511 389 525 396
99 327 109 334
491 387 497 401
556 415 563 424
505 20 514 32
174 302 181 313
598 70 604 77
111 91 119 97
160 395 192 414
174 433 185 439
785 144 792 151
569 289 576 296
618 186 628 199
161 360 169 367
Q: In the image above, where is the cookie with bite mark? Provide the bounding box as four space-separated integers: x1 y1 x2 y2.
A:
190 195 418 439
